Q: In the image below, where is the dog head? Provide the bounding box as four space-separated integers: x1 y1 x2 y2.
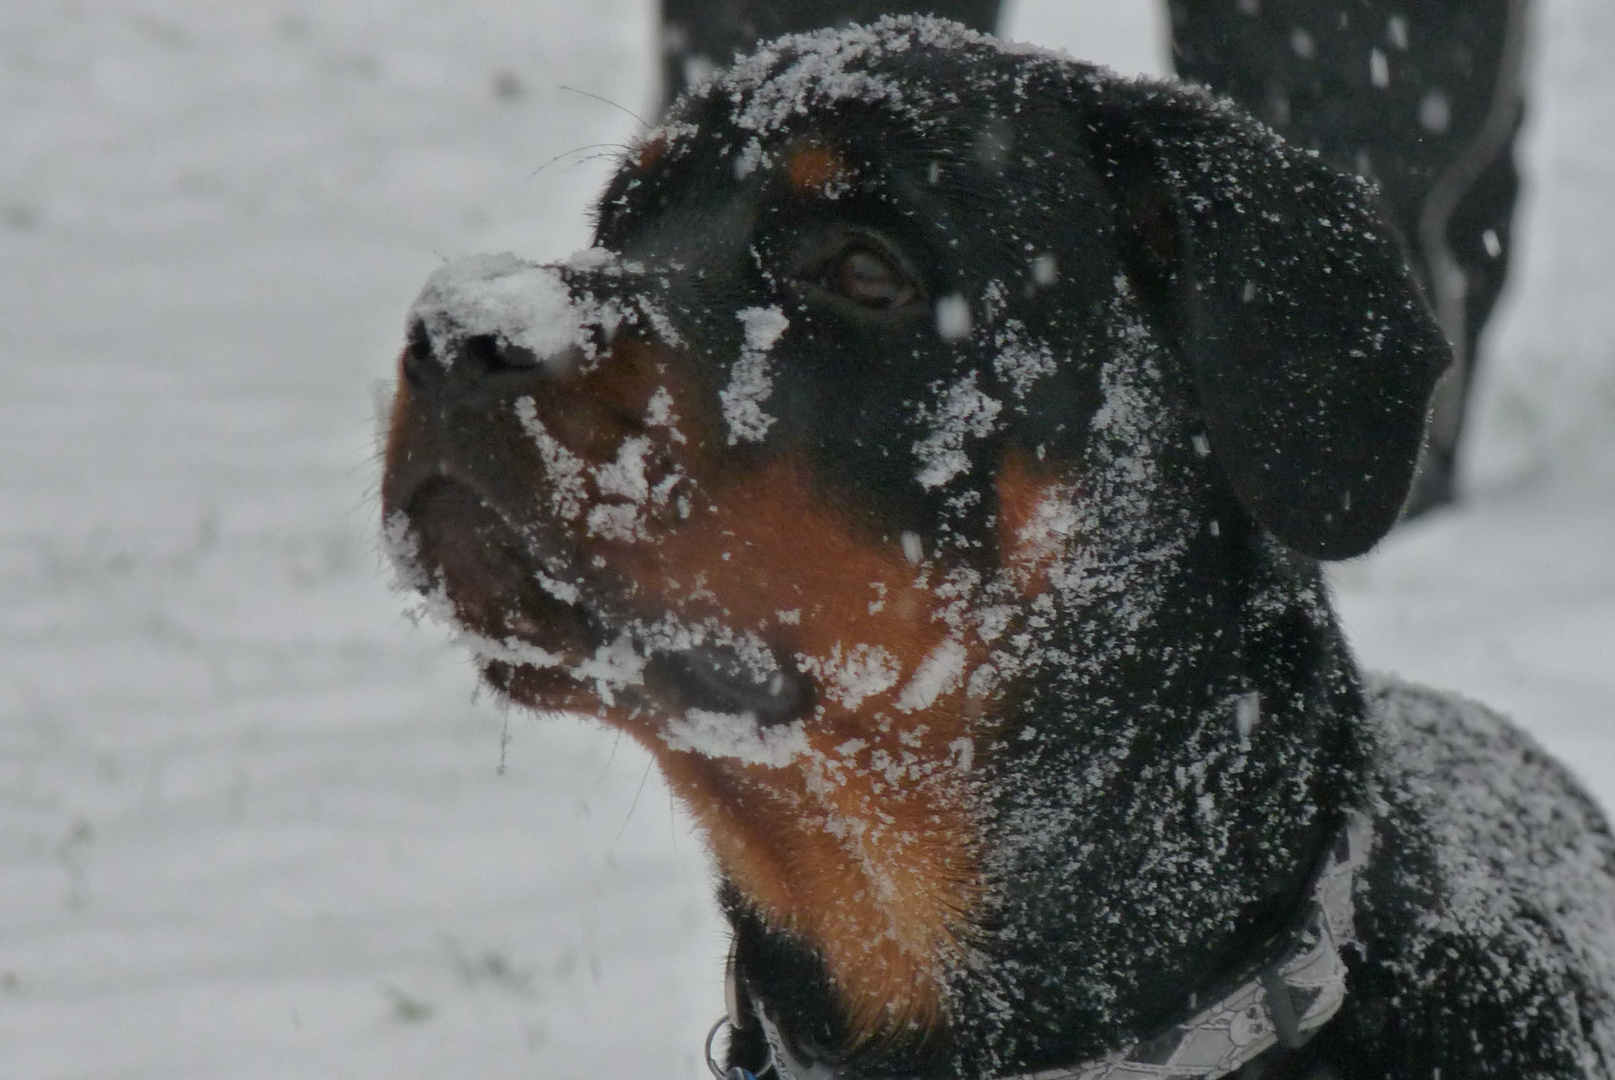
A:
381 18 1447 1074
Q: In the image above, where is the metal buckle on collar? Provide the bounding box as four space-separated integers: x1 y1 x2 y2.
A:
706 1015 762 1080
710 812 1371 1080
707 936 771 1080
706 996 839 1080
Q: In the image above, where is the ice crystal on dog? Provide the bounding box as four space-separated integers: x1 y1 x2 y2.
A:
992 321 1059 402
662 710 811 768
896 638 969 713
913 372 1002 489
799 643 903 710
410 253 616 372
720 305 790 444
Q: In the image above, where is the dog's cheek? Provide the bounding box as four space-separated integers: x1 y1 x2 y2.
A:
590 456 1003 1042
996 451 1089 599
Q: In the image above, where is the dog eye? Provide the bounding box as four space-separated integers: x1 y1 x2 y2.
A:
830 247 919 309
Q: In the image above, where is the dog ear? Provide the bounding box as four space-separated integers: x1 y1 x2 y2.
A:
1091 85 1451 560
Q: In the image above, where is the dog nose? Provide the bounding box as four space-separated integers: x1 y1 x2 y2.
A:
400 317 586 398
399 253 600 401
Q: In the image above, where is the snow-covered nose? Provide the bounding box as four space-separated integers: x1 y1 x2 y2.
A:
399 252 614 396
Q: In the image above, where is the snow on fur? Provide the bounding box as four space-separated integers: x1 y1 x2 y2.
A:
409 253 619 371
7 1 1613 1076
720 305 790 444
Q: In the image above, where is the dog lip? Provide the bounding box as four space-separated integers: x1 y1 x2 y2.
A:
403 474 818 726
395 473 813 726
648 646 817 726
400 475 598 658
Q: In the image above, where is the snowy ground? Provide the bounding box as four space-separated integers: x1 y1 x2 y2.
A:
1 1 1610 1077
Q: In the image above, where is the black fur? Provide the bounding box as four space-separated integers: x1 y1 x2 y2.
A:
386 18 1615 1079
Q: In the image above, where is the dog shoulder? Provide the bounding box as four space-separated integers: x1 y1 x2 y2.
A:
1347 675 1615 1072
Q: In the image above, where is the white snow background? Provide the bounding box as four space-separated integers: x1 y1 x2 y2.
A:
1 0 1610 1076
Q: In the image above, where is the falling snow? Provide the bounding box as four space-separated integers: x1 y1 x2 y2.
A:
2 0 1613 1077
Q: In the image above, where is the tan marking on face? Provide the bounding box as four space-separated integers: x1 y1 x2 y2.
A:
997 451 1083 598
637 134 668 172
787 142 853 197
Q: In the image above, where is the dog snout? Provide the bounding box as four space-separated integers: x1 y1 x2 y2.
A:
398 315 591 401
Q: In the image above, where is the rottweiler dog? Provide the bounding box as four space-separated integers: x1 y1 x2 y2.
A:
380 18 1615 1080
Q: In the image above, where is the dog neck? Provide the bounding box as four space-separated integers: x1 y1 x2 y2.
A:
692 305 1380 1068
720 811 1371 1080
702 296 1375 1074
710 523 1375 1076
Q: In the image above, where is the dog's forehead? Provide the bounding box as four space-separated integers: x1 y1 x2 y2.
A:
710 18 1004 136
608 18 1098 212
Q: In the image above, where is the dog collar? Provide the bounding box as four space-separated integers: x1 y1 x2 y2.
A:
707 811 1370 1080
